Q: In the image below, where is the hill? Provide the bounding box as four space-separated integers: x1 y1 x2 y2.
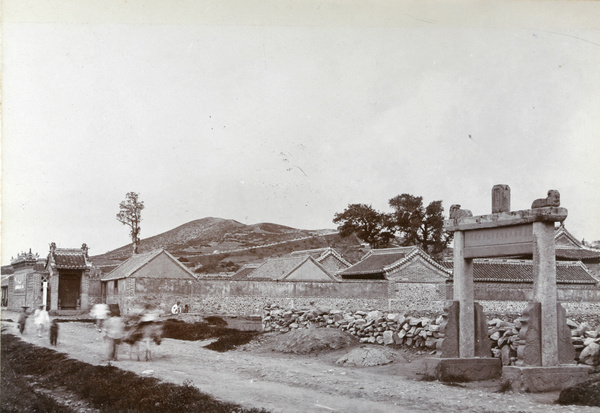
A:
90 217 366 273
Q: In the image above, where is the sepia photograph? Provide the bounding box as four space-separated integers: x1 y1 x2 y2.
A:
2 1 600 411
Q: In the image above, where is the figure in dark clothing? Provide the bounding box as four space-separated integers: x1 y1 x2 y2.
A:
18 308 28 334
50 319 59 346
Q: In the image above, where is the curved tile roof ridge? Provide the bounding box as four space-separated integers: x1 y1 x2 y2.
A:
383 247 452 276
318 248 352 267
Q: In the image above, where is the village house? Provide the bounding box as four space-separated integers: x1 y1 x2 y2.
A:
232 255 338 282
289 247 352 276
441 259 599 306
338 246 451 311
101 249 199 315
554 224 600 277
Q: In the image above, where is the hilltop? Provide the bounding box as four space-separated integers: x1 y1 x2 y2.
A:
90 217 367 273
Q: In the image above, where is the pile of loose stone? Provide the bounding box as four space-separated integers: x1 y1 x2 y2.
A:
262 304 600 366
487 317 600 366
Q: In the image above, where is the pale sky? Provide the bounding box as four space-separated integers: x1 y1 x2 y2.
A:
2 0 600 264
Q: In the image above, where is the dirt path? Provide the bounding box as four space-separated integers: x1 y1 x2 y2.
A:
3 317 599 413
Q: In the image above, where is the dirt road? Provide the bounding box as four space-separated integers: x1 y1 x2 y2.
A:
3 317 598 413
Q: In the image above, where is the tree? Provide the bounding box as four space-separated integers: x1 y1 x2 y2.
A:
332 203 395 248
116 192 145 255
388 194 450 255
332 194 452 256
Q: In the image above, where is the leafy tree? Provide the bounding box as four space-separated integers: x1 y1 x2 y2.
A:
388 194 450 255
116 192 145 255
332 203 395 248
333 195 452 255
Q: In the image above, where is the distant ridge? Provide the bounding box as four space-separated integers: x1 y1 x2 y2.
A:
89 217 358 271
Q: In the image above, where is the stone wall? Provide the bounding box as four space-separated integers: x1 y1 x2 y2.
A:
103 273 600 317
479 300 600 317
446 281 600 307
107 278 439 315
262 304 600 367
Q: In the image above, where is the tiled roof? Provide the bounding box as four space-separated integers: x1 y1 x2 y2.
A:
102 250 162 281
101 250 198 281
246 255 334 281
338 247 417 277
556 248 600 261
384 248 452 278
290 247 352 269
553 225 600 261
441 259 598 284
247 256 309 280
231 264 260 280
51 248 90 269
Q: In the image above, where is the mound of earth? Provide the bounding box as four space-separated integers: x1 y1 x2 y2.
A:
336 346 395 367
556 374 600 407
261 328 357 354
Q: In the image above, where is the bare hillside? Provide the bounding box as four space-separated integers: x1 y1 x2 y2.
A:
89 217 363 272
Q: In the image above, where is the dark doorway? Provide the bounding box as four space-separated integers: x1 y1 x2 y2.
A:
59 273 81 309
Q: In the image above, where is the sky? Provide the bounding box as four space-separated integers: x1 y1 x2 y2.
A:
2 0 600 264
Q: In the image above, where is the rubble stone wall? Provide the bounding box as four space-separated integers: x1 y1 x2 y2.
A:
262 304 600 367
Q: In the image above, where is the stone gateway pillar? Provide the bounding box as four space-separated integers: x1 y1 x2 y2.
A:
432 186 591 390
532 221 559 366
452 230 475 358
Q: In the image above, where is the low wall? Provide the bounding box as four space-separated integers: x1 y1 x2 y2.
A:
108 277 600 316
111 278 407 315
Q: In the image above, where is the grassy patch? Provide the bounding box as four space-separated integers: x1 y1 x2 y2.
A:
1 333 269 413
162 319 262 351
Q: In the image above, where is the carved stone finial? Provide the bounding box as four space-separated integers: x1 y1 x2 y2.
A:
449 204 473 219
49 242 56 254
492 184 511 213
531 190 560 209
81 243 89 257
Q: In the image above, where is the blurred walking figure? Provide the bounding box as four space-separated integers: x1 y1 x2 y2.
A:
90 303 110 332
171 301 182 315
103 314 125 361
33 305 50 338
49 319 59 346
18 307 29 334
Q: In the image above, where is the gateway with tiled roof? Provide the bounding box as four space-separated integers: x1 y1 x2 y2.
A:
243 255 337 281
45 243 94 311
441 259 598 285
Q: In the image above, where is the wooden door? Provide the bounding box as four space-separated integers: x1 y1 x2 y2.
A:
59 274 80 309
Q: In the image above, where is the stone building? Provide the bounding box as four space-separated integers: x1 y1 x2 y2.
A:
554 224 600 277
442 259 599 305
338 247 451 311
232 255 338 282
1 249 46 310
101 249 199 314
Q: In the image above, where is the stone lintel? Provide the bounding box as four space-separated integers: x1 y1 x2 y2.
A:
444 207 568 232
502 365 592 393
424 357 502 382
